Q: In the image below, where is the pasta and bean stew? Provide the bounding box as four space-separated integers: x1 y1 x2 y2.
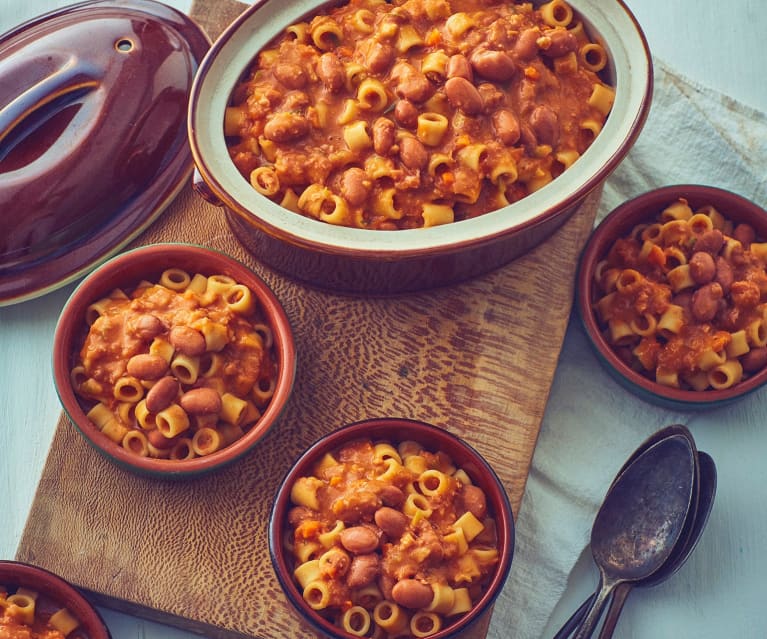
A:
70 269 279 461
226 0 614 229
592 198 767 391
285 438 499 638
1 585 84 639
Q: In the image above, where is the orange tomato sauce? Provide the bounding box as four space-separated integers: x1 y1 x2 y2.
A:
226 0 614 229
71 271 279 461
286 439 499 637
593 198 767 390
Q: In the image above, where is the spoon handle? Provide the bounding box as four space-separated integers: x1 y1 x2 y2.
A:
572 577 614 639
597 583 633 639
552 594 595 639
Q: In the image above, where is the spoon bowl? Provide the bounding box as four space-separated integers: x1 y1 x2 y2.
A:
572 434 697 639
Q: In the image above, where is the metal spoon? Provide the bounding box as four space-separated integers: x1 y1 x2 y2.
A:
570 434 697 639
595 451 716 638
553 450 715 638
554 424 704 639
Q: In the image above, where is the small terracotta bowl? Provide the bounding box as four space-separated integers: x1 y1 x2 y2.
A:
576 184 767 410
268 417 515 639
52 243 296 479
0 560 111 638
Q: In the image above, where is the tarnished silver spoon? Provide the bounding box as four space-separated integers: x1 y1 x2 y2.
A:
554 449 715 638
595 451 716 638
571 433 697 639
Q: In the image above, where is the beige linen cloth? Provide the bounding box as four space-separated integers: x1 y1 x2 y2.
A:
489 58 767 638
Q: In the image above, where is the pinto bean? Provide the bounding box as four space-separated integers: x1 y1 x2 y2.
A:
317 52 345 92
340 526 379 554
733 223 756 247
513 27 540 61
374 507 408 538
715 256 734 292
379 485 405 507
133 314 164 340
263 112 310 142
179 387 222 415
470 48 516 81
399 136 428 170
273 62 307 89
529 105 559 146
126 354 167 380
730 280 761 308
394 99 418 129
541 29 578 58
367 42 395 74
392 579 433 609
461 484 487 519
145 376 179 413
169 326 206 356
742 347 767 373
372 117 396 155
688 251 716 284
445 77 483 115
492 108 521 146
347 554 380 588
447 54 473 81
147 429 178 450
341 167 372 206
694 229 724 255
392 62 433 103
691 282 723 322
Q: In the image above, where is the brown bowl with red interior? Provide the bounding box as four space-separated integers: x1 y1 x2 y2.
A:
0 560 111 638
52 243 296 479
576 184 767 410
268 417 514 639
188 0 653 294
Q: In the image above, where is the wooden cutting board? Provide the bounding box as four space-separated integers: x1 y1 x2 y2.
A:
16 1 601 637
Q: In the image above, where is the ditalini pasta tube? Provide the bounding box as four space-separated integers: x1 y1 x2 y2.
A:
226 0 615 230
71 269 279 461
284 438 500 638
590 196 767 391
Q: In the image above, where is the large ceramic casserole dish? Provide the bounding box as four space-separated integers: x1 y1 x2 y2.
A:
189 0 652 294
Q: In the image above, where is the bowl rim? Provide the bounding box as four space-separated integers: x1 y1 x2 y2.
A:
267 417 515 639
576 183 767 408
52 242 297 478
0 560 112 638
188 0 653 257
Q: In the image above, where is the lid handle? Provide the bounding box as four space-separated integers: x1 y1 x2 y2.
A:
0 59 99 152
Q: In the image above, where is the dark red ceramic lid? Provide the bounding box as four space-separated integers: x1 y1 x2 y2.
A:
0 0 210 305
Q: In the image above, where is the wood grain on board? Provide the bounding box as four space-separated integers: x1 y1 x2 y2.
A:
16 1 602 637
